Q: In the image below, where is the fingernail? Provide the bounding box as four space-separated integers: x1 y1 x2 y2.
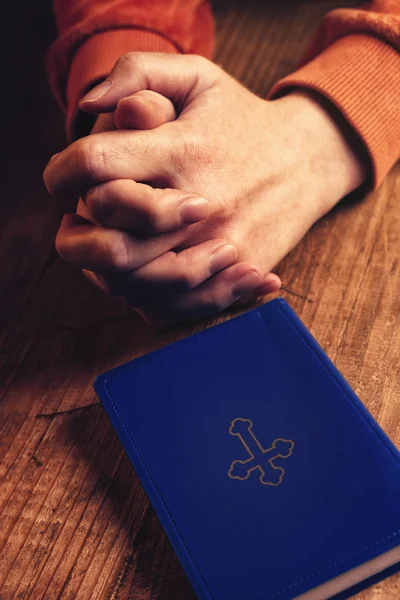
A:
49 152 60 162
257 278 281 294
80 80 112 104
180 197 210 224
210 244 238 273
232 271 262 296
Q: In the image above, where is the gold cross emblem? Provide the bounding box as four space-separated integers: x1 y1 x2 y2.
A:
228 418 294 486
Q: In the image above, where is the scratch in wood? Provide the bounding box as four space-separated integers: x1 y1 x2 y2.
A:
35 401 101 419
281 286 313 303
30 455 43 468
110 505 152 600
110 545 137 600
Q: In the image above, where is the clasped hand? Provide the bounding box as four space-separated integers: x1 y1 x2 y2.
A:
44 53 364 324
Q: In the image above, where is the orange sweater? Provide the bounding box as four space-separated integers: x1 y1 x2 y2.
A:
48 0 400 188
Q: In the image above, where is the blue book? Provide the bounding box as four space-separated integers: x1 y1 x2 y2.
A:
94 298 400 599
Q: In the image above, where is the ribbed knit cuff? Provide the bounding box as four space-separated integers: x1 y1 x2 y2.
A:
269 34 400 188
66 29 179 141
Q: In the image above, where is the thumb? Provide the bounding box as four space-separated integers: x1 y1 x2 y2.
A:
232 273 282 308
79 53 216 115
114 90 177 130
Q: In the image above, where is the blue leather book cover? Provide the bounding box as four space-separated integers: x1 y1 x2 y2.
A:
94 298 400 599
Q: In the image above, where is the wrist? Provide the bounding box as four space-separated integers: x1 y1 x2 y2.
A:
277 90 369 212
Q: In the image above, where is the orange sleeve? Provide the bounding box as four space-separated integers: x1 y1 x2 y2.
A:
47 0 214 140
268 1 400 188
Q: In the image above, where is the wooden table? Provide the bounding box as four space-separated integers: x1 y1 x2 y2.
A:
1 1 399 598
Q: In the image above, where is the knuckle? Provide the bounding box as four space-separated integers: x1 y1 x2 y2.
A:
119 52 143 70
163 253 195 291
54 228 68 261
186 53 211 72
175 270 195 292
43 164 55 195
141 205 166 233
169 130 210 179
85 182 115 223
203 292 227 314
75 138 106 180
103 234 131 271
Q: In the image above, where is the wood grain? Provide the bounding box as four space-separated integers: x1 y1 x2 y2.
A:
0 1 399 598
